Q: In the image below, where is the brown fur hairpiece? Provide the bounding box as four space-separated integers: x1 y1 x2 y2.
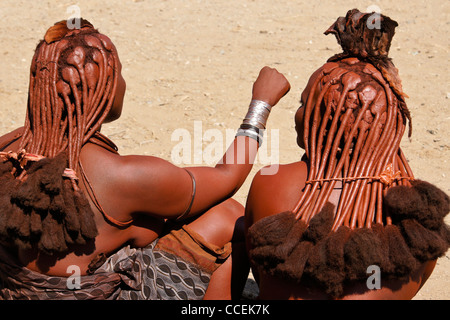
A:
0 152 98 254
324 8 398 59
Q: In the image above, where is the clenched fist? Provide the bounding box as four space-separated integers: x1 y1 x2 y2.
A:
252 66 290 107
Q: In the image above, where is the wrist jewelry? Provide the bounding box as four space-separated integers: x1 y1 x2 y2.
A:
236 100 272 146
236 126 264 146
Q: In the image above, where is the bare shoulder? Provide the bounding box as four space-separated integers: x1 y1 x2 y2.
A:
252 162 306 186
81 142 176 180
79 142 192 219
246 161 308 225
80 142 181 198
249 161 307 200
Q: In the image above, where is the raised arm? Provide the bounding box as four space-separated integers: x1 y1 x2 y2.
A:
116 67 290 220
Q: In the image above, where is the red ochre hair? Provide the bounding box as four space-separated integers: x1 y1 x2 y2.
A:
0 19 119 254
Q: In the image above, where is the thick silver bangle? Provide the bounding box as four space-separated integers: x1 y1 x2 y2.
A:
236 100 272 147
242 100 272 130
236 127 264 147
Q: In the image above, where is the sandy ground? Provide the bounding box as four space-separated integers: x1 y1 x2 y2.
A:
0 0 448 300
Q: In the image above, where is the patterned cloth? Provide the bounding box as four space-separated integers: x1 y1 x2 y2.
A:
0 226 231 300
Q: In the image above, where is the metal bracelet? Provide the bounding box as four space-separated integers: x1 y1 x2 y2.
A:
241 100 272 130
235 100 272 146
235 126 264 147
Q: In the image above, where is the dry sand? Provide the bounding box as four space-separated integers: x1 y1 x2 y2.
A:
0 0 448 300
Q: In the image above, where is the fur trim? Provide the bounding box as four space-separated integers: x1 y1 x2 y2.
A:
248 180 450 298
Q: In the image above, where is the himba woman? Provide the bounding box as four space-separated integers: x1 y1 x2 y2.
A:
0 19 290 299
245 9 449 300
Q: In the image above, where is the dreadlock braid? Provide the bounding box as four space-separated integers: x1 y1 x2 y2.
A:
0 19 119 254
247 9 450 298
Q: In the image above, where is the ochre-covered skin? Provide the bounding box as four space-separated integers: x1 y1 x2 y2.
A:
245 9 450 300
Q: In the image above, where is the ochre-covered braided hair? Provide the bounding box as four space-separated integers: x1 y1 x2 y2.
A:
248 9 450 298
293 58 412 230
0 19 119 254
21 19 118 174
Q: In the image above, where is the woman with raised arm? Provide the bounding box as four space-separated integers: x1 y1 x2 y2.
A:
0 19 290 300
245 9 449 300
